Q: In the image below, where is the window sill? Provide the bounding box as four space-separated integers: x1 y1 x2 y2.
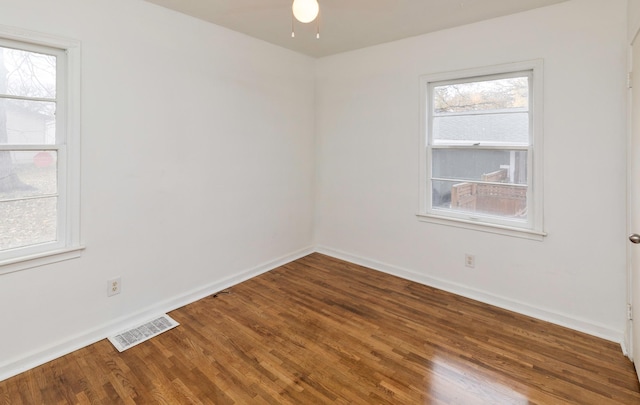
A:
0 246 86 276
416 213 546 241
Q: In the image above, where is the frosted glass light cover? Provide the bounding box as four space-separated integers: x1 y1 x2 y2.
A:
292 0 319 23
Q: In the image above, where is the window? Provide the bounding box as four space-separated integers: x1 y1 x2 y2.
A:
418 61 544 240
0 30 82 273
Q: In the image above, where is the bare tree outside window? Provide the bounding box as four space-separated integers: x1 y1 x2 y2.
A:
433 77 528 114
0 46 58 251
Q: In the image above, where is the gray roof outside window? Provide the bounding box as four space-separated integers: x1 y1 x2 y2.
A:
433 111 528 144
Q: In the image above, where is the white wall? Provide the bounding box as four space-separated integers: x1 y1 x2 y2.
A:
315 0 629 341
0 0 631 382
0 0 315 380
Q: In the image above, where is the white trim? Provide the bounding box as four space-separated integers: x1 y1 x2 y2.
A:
0 245 84 275
629 2 640 45
627 30 640 366
416 213 546 241
315 245 623 344
0 244 628 382
0 24 79 51
63 37 82 250
0 246 314 382
418 60 544 236
621 339 630 358
626 43 634 362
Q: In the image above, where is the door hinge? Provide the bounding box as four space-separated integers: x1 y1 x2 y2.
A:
628 72 633 89
628 304 633 321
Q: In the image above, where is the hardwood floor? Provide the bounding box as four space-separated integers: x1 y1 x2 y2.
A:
1 253 639 404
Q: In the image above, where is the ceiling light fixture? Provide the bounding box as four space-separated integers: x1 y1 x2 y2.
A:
292 0 319 23
291 0 320 39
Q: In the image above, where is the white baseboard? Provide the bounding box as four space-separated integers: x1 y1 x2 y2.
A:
0 246 315 382
1 244 626 382
315 245 624 345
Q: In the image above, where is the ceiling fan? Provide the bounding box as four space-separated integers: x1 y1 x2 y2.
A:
291 0 320 38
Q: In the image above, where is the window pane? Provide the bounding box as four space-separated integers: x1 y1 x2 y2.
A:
432 179 527 220
0 197 57 251
433 76 528 114
0 150 57 200
0 98 56 145
432 179 457 208
432 149 527 184
0 46 57 99
432 112 528 145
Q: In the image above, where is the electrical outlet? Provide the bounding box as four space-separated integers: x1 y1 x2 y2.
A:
465 254 475 268
107 277 121 297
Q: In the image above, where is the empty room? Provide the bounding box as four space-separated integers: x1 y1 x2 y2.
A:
1 0 640 403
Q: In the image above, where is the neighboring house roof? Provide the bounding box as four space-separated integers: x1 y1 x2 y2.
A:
433 110 528 145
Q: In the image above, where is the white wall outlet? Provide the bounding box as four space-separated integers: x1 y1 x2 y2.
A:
465 254 475 268
107 277 122 297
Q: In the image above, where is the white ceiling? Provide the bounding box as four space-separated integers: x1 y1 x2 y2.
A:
143 0 569 58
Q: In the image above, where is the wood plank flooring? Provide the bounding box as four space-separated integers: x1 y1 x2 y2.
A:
1 253 639 404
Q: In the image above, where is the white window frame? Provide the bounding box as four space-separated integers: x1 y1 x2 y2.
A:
417 60 545 241
0 26 83 275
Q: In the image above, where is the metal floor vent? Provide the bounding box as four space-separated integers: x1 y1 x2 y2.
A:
108 314 179 352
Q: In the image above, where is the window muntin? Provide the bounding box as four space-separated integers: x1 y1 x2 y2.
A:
419 62 544 237
2 99 57 145
0 35 81 268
